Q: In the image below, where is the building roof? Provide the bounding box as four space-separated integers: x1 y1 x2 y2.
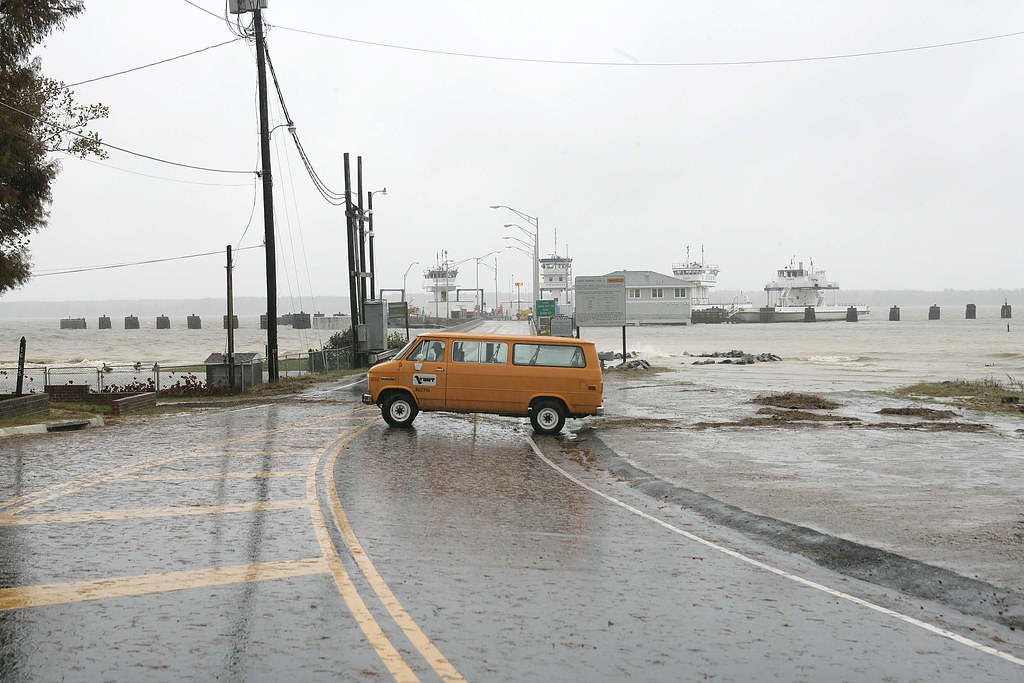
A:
602 270 689 287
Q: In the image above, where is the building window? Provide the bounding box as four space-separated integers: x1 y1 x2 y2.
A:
651 288 663 298
674 288 687 298
627 288 641 299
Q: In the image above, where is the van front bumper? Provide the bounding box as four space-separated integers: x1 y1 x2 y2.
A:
361 394 372 405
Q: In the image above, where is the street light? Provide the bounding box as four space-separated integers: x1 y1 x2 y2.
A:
472 250 500 314
490 205 539 312
399 262 415 301
478 256 499 314
503 235 533 252
367 188 386 299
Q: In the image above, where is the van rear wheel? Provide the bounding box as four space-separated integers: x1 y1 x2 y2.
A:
382 393 418 427
530 400 566 435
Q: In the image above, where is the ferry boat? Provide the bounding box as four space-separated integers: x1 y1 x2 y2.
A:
671 247 719 306
731 258 869 323
423 251 466 320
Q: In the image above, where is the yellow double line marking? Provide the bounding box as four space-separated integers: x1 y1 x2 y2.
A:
309 428 466 682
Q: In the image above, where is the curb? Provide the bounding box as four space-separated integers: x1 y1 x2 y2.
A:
0 415 105 438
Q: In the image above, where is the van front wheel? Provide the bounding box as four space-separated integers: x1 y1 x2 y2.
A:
530 400 566 435
382 393 419 427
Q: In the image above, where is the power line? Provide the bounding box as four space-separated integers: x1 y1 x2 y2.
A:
270 24 1024 67
0 99 255 175
263 43 346 205
33 245 263 277
73 155 254 186
66 38 243 87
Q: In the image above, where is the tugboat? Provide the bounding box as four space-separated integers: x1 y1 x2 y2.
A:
731 258 869 322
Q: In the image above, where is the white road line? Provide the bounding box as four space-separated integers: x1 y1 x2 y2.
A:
224 404 270 414
526 436 1024 668
308 376 367 396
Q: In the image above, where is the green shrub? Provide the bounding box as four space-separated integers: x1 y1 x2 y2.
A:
387 331 408 349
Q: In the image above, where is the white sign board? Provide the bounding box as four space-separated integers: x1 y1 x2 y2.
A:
575 276 626 326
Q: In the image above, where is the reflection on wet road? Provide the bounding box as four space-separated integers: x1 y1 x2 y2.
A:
0 381 1021 681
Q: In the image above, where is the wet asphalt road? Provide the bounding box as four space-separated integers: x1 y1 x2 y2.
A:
0 379 1022 681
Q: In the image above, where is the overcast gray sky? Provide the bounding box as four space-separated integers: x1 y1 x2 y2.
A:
8 1 1024 304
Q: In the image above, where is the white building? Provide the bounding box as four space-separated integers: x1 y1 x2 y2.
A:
603 270 692 325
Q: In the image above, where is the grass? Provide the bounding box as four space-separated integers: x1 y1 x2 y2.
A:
153 368 365 402
1 370 367 430
892 377 1024 415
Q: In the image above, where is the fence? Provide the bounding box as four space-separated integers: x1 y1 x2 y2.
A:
0 345 357 396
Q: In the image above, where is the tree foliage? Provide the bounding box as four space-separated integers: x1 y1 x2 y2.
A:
0 0 107 294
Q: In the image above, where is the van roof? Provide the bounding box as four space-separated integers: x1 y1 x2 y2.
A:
419 331 592 345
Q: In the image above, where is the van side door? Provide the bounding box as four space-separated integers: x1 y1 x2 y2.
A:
400 339 447 410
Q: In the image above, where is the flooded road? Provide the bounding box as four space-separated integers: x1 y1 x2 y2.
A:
0 376 1022 680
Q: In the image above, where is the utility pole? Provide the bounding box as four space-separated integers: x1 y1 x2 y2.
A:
226 245 235 389
252 6 279 382
357 157 367 320
368 188 386 300
344 153 360 369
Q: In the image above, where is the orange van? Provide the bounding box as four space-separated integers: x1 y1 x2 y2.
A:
362 332 604 434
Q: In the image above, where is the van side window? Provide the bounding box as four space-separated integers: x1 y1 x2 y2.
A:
512 343 587 367
453 341 508 364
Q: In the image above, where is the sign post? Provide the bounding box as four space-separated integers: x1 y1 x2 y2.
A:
16 336 26 396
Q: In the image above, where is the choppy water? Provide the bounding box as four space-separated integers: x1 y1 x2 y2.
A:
0 316 334 367
2 306 1021 392
581 305 1022 393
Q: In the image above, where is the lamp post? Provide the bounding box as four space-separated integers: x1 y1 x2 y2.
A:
402 261 419 302
490 205 539 312
367 188 386 299
478 256 499 316
471 250 500 314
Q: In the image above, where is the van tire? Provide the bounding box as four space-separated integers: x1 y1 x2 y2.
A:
530 400 565 435
382 393 418 427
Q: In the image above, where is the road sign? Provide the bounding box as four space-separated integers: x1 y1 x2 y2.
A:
575 276 626 326
535 299 556 317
